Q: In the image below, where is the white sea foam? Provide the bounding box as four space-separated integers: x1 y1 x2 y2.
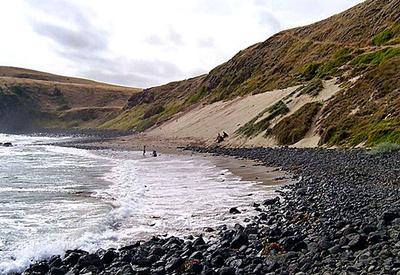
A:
0 134 278 274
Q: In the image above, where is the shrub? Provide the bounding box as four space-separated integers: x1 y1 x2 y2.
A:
143 104 165 119
369 142 400 155
373 30 394 46
297 79 324 97
271 102 322 145
351 48 400 66
236 100 289 137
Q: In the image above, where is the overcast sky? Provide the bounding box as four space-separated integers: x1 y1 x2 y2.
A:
0 0 364 88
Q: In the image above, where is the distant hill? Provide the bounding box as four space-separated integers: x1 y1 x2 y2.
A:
0 66 140 131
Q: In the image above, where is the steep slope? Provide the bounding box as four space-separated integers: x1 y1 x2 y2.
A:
117 0 400 147
0 67 140 131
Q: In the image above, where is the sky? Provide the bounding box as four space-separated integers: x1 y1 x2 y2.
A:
0 0 364 88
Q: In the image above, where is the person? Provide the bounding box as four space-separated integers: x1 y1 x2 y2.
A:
143 145 146 156
152 150 158 157
216 133 224 143
222 131 229 138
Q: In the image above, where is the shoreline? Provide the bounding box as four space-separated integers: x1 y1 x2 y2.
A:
53 134 293 187
19 143 400 274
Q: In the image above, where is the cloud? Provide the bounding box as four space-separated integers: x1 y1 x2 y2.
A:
145 35 164 46
27 0 108 54
168 29 184 46
81 58 184 88
31 20 108 52
197 37 215 48
258 11 282 33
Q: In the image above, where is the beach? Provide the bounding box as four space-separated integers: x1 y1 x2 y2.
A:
0 133 289 274
18 139 400 274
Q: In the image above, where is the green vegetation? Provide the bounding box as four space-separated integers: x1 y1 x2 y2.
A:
299 48 358 80
368 142 400 155
237 100 289 137
9 86 26 96
270 102 322 145
143 104 165 119
296 79 324 97
351 48 400 66
372 22 400 46
186 86 208 104
319 57 400 147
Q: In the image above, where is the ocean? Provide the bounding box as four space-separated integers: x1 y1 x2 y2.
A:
0 133 276 274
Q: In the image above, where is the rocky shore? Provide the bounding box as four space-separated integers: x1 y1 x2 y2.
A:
21 146 400 275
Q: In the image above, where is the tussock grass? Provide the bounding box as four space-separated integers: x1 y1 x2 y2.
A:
296 79 324 97
237 100 289 137
271 102 322 145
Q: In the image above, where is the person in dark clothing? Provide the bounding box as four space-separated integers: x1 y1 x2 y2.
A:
152 150 158 157
143 145 146 156
216 133 224 143
222 131 229 138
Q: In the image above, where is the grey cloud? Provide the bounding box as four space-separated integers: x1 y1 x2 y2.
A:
258 10 282 33
194 0 233 15
145 35 164 46
27 0 108 55
81 58 184 88
83 70 155 88
31 20 108 52
25 0 95 31
168 29 184 46
197 37 215 48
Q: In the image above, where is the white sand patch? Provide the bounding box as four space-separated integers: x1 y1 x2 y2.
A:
147 79 342 148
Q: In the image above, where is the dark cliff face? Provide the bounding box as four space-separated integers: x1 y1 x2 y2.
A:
0 93 33 131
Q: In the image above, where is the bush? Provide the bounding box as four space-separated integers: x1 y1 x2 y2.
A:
271 102 322 145
369 142 400 155
297 79 324 97
236 100 289 137
351 48 400 66
143 104 165 119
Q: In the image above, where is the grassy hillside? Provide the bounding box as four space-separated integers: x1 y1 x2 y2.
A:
114 0 400 147
2 0 399 148
0 66 140 131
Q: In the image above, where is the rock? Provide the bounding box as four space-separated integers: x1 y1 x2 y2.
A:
116 265 134 275
165 257 184 272
193 236 206 246
328 245 342 254
229 207 241 214
212 255 225 268
26 262 49 274
190 251 203 259
63 252 84 267
48 267 66 275
230 233 248 249
296 188 307 196
101 249 118 265
263 197 280 206
131 266 151 275
348 234 367 251
382 210 400 225
48 256 63 268
219 267 236 275
77 254 102 270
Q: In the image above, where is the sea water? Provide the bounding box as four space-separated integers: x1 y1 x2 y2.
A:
0 134 277 274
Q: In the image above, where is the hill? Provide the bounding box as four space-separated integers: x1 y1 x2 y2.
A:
110 0 400 147
0 66 141 131
1 0 399 148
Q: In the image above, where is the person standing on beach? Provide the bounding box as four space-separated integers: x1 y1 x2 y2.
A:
143 145 146 156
